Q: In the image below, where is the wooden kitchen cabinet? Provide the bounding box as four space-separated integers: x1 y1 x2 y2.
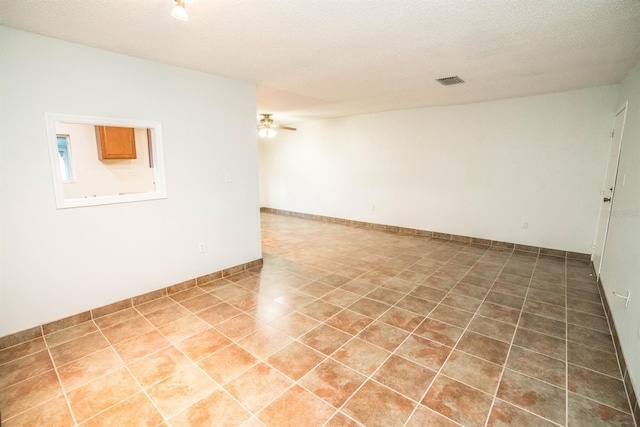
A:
95 126 137 160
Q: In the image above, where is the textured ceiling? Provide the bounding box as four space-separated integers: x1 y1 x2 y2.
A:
1 0 639 124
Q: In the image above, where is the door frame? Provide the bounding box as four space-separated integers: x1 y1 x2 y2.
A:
593 102 628 277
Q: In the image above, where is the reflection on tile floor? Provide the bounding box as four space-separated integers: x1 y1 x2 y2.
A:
0 213 636 426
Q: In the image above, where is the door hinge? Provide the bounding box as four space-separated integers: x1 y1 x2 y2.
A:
611 130 615 138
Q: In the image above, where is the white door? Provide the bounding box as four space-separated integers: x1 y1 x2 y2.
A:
593 104 627 276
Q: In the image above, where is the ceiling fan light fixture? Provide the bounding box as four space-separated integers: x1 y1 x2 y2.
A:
172 1 188 21
259 128 277 138
257 113 295 138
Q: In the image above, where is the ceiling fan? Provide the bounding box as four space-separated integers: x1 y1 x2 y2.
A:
258 114 296 138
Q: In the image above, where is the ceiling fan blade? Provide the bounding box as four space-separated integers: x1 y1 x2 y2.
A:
273 124 297 131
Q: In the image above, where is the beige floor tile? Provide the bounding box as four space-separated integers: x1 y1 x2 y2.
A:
67 367 141 423
80 392 163 427
441 350 502 395
144 304 191 328
324 411 362 427
49 332 110 366
506 345 565 388
113 329 171 364
179 293 223 314
357 321 409 352
406 404 460 427
497 369 565 425
332 338 390 376
0 337 47 365
129 345 191 387
266 341 324 380
175 327 232 362
423 375 493 427
236 326 293 359
568 392 635 427
45 321 98 347
1 396 73 427
487 399 558 427
414 318 464 347
197 302 242 325
100 316 154 345
455 331 510 365
396 334 452 371
157 314 210 344
215 313 263 341
378 306 425 332
94 308 141 329
373 354 436 401
198 344 257 385
57 347 124 392
269 311 320 338
146 365 217 418
224 363 292 413
170 389 251 426
258 385 334 426
300 324 351 356
466 315 515 343
299 358 366 408
343 380 416 427
0 349 53 389
568 364 631 413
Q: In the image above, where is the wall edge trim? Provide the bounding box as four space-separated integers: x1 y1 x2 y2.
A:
260 207 590 260
0 258 264 349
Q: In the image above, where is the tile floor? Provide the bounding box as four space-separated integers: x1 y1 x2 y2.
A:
0 212 636 426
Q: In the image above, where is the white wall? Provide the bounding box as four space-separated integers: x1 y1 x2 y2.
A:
57 123 155 199
0 27 261 336
600 60 640 402
259 87 619 253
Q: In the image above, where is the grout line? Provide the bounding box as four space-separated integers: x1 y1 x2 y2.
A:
48 320 91 427
0 394 72 426
295 243 477 420
493 397 564 427
405 253 511 426
321 410 365 427
90 316 170 426
567 390 636 416
482 250 540 427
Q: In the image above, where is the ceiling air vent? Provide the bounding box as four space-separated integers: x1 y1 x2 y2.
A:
436 76 465 86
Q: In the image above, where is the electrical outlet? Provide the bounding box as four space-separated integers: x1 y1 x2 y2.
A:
372 204 376 211
521 221 528 229
198 242 206 253
224 172 232 183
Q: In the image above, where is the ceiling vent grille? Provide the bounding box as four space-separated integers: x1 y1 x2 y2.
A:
436 76 465 85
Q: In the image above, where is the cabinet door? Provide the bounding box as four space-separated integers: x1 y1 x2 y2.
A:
96 126 137 160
